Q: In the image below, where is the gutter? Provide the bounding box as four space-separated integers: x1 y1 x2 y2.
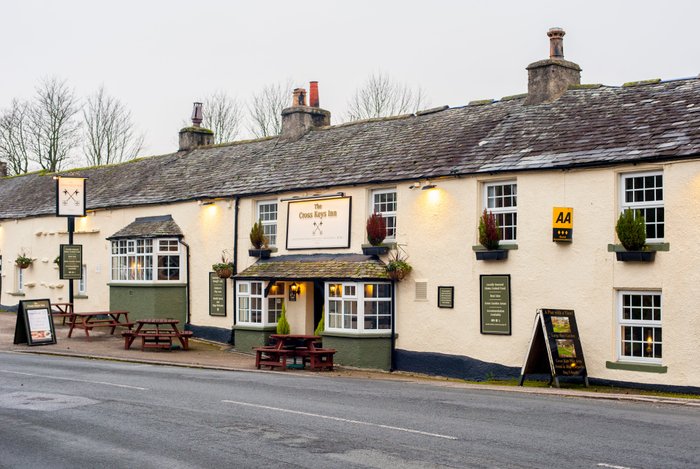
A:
181 240 191 325
231 197 240 343
390 281 396 372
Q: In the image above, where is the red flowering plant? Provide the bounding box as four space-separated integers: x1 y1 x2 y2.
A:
366 213 387 246
478 209 501 250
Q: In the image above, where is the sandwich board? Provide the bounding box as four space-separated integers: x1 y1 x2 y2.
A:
13 299 57 346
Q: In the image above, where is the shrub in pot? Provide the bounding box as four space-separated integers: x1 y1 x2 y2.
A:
615 209 646 251
478 209 501 250
366 213 387 246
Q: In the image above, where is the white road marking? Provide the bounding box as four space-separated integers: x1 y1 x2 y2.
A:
0 369 147 390
597 463 634 469
222 399 458 440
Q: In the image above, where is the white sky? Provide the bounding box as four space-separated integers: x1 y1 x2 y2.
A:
2 0 698 158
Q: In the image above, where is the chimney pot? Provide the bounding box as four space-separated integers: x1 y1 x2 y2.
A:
548 27 566 59
309 81 319 108
292 88 307 107
191 102 203 127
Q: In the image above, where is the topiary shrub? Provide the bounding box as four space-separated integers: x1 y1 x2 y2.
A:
276 302 291 335
366 213 387 246
478 209 501 250
250 221 268 249
314 313 325 337
616 209 646 251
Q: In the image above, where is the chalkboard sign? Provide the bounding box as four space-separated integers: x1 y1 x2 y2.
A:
480 275 511 335
14 299 57 346
60 244 83 280
519 309 588 387
437 286 454 309
209 272 227 316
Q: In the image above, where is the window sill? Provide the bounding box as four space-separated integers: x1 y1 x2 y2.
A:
605 361 667 374
7 291 25 297
472 244 518 251
108 282 187 287
233 324 277 332
322 331 395 339
74 294 88 299
607 243 670 252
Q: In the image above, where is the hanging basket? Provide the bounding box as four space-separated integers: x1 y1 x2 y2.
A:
15 260 32 269
215 268 233 279
387 269 406 281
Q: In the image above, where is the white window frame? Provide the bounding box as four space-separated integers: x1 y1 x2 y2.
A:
325 281 392 334
236 280 285 327
483 180 517 243
256 200 278 247
620 171 664 243
110 237 183 283
617 290 662 365
370 188 397 241
78 264 87 295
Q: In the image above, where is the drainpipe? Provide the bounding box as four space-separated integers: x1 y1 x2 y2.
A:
231 197 240 343
390 281 396 372
181 240 191 325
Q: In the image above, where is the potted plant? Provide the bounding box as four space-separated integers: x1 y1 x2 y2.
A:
615 209 654 262
15 253 33 269
475 209 507 260
212 250 234 278
277 302 291 335
386 245 412 281
248 221 271 259
362 213 391 256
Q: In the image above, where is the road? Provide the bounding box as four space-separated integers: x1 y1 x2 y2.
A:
0 352 698 469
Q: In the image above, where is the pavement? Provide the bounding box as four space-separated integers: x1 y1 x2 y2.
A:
1 311 698 407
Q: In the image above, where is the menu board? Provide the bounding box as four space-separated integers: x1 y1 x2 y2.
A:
14 299 57 346
209 272 227 316
60 244 83 280
480 275 511 335
519 308 588 387
437 286 454 309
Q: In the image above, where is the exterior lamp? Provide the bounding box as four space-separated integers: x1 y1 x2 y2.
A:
421 181 437 190
289 282 299 301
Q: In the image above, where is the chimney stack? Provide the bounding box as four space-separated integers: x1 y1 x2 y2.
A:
524 27 581 105
280 81 331 142
179 102 214 151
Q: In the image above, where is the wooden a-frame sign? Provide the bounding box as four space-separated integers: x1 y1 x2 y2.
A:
14 299 57 346
519 308 588 388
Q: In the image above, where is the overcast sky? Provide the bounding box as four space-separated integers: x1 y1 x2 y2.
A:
2 0 698 159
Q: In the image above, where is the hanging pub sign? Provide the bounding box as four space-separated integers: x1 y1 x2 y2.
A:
552 207 573 242
209 272 227 317
286 196 351 250
519 308 588 387
59 244 83 280
14 299 57 346
480 275 511 335
55 176 87 217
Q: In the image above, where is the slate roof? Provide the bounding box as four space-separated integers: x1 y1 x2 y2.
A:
1 78 699 220
235 254 389 280
107 215 183 239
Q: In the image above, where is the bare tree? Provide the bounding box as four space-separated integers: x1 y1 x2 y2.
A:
345 72 428 121
83 86 144 166
248 81 293 138
27 77 81 172
0 99 32 175
202 91 243 144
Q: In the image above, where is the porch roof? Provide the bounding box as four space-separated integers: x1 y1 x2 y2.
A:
235 254 389 281
107 215 183 240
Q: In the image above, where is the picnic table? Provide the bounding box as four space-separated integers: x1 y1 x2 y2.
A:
122 318 193 351
254 334 336 371
67 311 133 340
51 302 74 325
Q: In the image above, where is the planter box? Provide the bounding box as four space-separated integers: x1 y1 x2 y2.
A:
248 248 271 259
362 245 390 256
475 249 508 261
616 251 655 262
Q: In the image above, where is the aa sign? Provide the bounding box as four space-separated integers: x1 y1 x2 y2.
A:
552 207 573 242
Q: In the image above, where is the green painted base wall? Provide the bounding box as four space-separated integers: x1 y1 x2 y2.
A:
109 284 186 324
322 335 392 370
234 328 276 353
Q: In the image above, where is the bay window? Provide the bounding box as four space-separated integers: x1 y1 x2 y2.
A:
326 281 392 333
110 238 183 282
237 280 285 326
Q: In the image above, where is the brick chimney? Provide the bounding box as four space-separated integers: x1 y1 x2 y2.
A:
524 28 581 105
179 102 215 151
280 81 331 142
0 161 7 178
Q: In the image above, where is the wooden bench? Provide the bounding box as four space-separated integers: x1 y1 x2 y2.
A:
254 347 296 370
304 348 336 371
123 330 193 351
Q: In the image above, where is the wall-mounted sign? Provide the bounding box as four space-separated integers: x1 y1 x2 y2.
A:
13 299 57 346
437 286 454 309
552 207 573 242
286 197 351 250
209 272 227 316
519 308 588 387
59 244 83 280
56 176 87 217
480 275 511 335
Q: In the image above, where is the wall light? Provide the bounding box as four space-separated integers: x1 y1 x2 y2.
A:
198 199 215 206
421 180 437 190
409 182 421 190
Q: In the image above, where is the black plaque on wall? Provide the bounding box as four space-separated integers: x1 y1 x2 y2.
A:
437 286 454 309
480 275 511 335
519 308 588 387
209 272 227 317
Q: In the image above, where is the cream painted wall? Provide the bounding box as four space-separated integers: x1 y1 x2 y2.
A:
3 159 700 387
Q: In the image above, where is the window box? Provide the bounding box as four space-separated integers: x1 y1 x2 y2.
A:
248 248 272 259
361 244 391 256
474 249 508 261
616 250 655 262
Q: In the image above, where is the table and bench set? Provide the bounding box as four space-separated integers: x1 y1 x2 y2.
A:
254 334 336 371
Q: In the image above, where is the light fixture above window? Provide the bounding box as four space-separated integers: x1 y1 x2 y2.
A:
409 181 421 190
